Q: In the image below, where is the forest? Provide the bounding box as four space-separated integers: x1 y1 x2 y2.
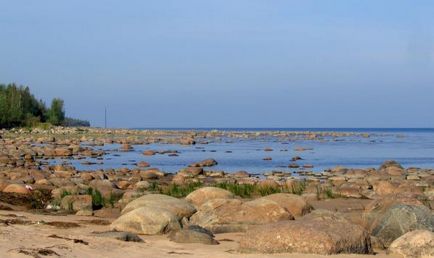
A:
0 83 89 128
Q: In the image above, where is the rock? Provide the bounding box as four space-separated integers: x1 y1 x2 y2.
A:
168 228 219 245
134 181 150 190
384 166 405 176
239 210 372 255
261 193 313 217
60 195 92 212
371 205 434 248
140 169 164 180
189 159 218 167
89 179 115 198
233 171 250 178
54 148 72 156
136 161 150 168
179 138 195 145
142 150 156 156
111 207 181 235
119 144 133 151
379 160 404 170
178 167 203 177
185 187 234 208
121 194 196 219
389 230 434 258
373 181 398 196
2 184 30 194
95 231 143 242
189 198 292 233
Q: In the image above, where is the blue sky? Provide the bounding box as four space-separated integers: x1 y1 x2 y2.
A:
1 0 434 128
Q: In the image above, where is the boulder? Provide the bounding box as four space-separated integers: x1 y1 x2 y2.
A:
185 187 234 208
239 210 372 255
389 230 434 258
60 195 92 212
111 207 181 235
261 193 313 217
379 160 404 170
89 179 116 198
2 184 30 194
178 167 203 177
189 198 292 233
168 227 219 245
121 194 196 219
371 205 434 248
136 161 150 168
189 159 217 167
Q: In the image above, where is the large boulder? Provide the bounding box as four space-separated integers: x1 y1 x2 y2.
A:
261 193 313 217
60 195 92 212
121 194 196 219
189 198 292 233
2 184 30 194
110 207 181 235
185 187 234 208
371 204 434 248
168 227 218 245
389 230 434 258
239 210 372 255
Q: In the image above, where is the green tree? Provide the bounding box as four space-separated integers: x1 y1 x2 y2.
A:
47 98 65 126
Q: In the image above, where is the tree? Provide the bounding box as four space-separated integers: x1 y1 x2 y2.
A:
47 98 65 126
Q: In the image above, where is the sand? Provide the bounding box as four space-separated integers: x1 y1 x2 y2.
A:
0 210 401 258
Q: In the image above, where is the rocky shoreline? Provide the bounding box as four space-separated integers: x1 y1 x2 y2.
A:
0 127 433 257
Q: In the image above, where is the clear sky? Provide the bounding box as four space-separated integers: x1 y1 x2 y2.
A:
1 0 433 128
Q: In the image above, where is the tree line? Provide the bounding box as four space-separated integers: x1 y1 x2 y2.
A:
0 83 89 128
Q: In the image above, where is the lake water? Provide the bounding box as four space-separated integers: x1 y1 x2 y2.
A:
59 128 434 174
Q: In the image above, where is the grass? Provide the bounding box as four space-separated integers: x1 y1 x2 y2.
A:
147 182 204 198
143 180 308 199
289 181 306 195
214 182 256 198
315 185 337 200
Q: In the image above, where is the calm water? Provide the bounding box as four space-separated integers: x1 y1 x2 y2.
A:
57 128 434 174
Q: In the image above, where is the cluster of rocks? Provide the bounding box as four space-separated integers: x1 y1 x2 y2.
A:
1 127 433 256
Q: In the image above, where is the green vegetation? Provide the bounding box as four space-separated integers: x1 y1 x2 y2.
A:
158 182 203 198
0 83 89 128
214 182 256 198
145 180 308 199
289 181 306 195
47 98 65 126
86 187 104 209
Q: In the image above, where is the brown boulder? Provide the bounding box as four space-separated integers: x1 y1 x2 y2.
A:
2 184 30 194
239 210 372 255
261 193 313 217
185 187 234 208
189 198 293 233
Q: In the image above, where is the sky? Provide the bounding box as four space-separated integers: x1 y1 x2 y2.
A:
1 0 434 128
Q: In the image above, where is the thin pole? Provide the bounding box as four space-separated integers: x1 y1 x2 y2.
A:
104 107 107 129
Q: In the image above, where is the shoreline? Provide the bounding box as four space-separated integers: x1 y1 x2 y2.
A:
0 127 433 257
